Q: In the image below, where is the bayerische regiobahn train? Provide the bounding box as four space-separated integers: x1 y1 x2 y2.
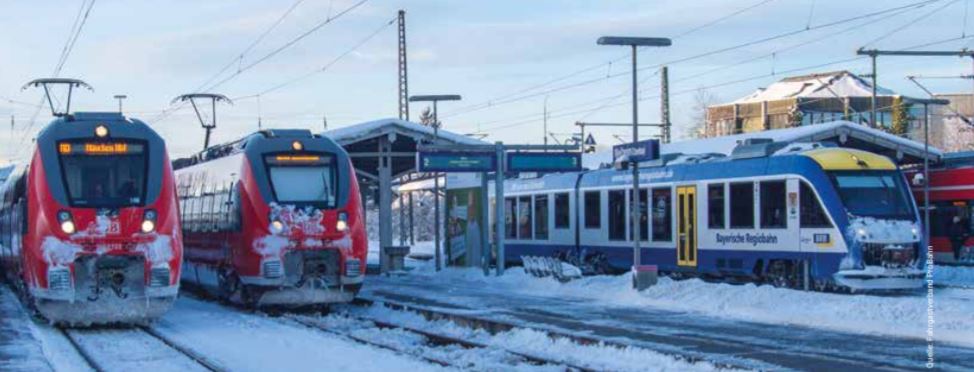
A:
494 141 925 291
906 152 974 266
173 129 366 307
0 112 182 324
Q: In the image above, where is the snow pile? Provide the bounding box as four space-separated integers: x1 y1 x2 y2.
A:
351 305 718 372
415 265 974 347
40 237 82 266
76 215 112 238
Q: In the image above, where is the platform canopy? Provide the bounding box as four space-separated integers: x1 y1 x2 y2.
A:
324 118 488 182
584 120 943 169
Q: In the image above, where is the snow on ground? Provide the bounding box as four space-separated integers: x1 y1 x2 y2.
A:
403 257 974 348
150 296 447 372
28 324 91 372
936 265 974 288
367 240 437 266
345 305 718 372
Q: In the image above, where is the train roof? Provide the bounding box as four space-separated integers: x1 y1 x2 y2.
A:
172 129 345 170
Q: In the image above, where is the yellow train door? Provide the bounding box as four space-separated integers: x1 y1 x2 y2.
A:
677 185 698 267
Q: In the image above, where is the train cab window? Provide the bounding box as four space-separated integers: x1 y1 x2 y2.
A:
58 141 147 207
554 193 570 229
505 197 517 239
800 182 832 228
584 191 601 229
760 180 787 229
265 155 337 208
518 196 532 239
730 182 755 228
534 195 549 240
629 189 648 241
608 190 626 241
708 184 725 229
652 187 672 241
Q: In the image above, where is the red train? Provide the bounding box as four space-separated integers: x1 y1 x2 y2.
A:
174 129 366 307
0 112 182 325
907 152 974 265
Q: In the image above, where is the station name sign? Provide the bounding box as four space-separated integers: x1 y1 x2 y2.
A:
417 151 496 172
612 139 660 163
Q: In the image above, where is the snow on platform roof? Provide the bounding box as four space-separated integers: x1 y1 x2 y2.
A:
323 118 488 146
583 121 942 168
730 71 898 104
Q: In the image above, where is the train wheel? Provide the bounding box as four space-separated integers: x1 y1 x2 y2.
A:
766 260 796 289
217 269 242 304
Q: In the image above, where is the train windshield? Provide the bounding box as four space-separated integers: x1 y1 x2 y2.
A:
264 154 337 207
828 170 915 220
57 141 147 207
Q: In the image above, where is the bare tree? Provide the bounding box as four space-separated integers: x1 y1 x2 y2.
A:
686 87 719 139
418 106 436 127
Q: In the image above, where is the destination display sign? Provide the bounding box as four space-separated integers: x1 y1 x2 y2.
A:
266 154 331 165
58 142 144 155
417 151 496 172
612 139 660 163
506 152 581 173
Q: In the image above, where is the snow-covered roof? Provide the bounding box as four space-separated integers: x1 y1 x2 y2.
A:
323 118 488 146
730 71 898 104
583 121 942 168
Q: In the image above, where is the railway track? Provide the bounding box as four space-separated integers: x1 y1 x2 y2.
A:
59 325 227 372
285 312 595 371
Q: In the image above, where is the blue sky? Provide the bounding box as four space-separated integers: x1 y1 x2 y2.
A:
1 0 973 162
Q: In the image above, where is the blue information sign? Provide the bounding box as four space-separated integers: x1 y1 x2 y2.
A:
612 139 660 163
417 151 496 172
506 152 582 173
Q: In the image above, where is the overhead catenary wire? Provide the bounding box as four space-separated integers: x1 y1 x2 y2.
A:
234 15 396 100
151 0 370 124
441 0 943 120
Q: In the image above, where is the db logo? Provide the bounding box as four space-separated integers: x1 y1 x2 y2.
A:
107 221 121 234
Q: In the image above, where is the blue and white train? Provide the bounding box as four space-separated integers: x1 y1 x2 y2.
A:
493 141 925 291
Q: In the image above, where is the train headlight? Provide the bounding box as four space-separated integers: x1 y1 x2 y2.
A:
60 220 76 234
336 212 348 232
57 210 75 234
292 140 303 151
270 220 285 235
94 125 109 138
141 209 157 233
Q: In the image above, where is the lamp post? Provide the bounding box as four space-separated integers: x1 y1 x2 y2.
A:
408 94 462 271
597 36 671 288
113 94 127 114
906 97 950 259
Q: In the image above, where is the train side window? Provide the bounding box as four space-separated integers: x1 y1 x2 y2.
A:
554 193 570 229
518 196 532 240
534 195 549 240
652 187 672 241
505 197 516 239
800 182 832 228
730 182 755 229
760 180 787 229
584 191 601 229
628 189 648 241
608 189 626 241
708 184 725 229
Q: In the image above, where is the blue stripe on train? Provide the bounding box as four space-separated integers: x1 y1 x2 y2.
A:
504 243 844 279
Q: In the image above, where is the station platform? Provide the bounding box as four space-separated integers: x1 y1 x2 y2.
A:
362 270 974 371
0 285 52 371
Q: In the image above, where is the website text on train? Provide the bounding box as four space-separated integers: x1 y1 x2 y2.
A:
494 140 925 291
173 129 366 307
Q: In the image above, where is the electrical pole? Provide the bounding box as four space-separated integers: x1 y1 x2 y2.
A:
857 48 974 129
660 66 671 143
543 96 549 149
397 10 410 121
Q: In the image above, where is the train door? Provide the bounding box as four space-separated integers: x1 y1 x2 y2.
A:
677 185 697 267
